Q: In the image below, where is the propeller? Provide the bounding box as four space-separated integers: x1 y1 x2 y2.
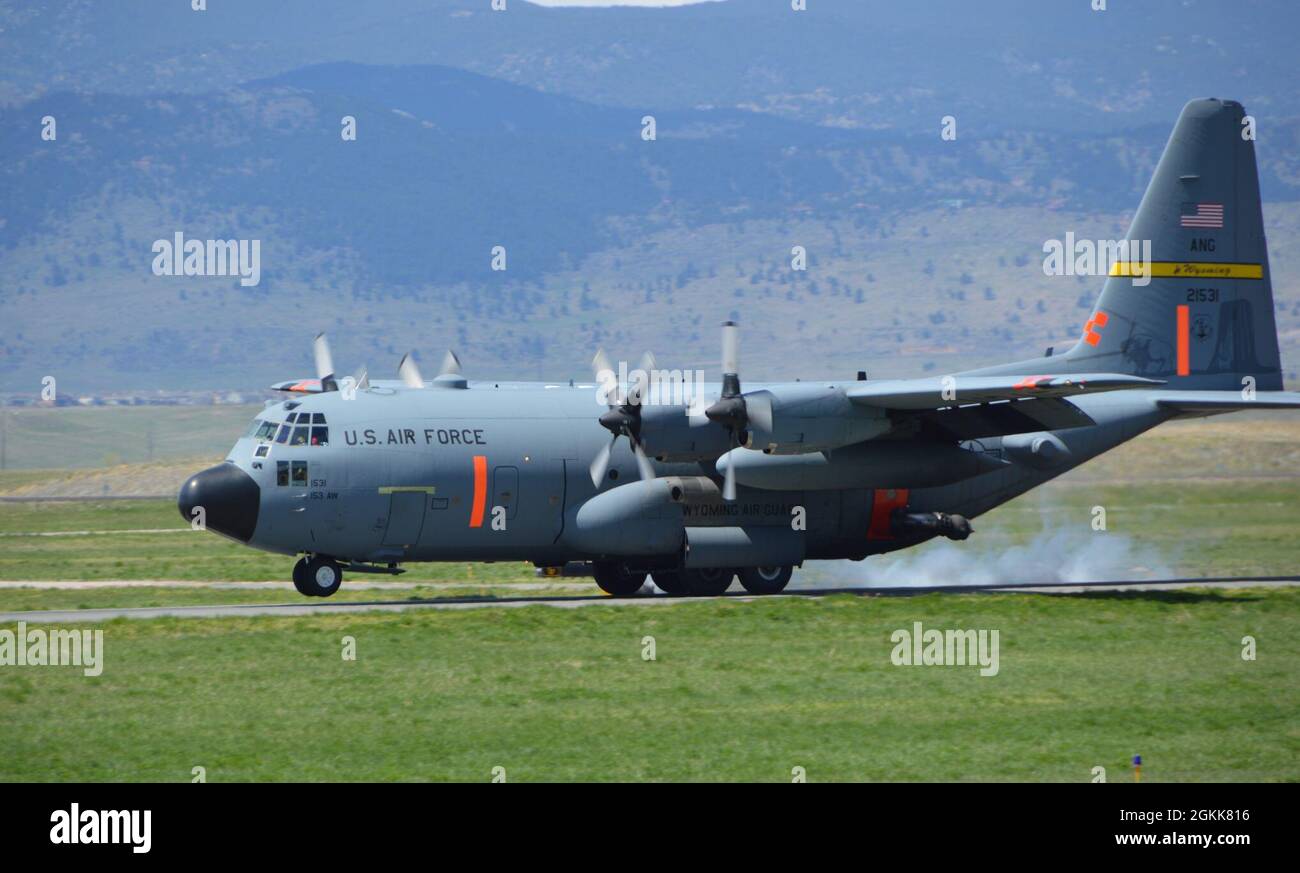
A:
398 353 425 388
313 333 339 392
704 321 748 501
350 364 369 393
589 350 657 486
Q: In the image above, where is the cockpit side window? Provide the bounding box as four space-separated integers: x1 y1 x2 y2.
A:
311 426 328 446
254 420 278 441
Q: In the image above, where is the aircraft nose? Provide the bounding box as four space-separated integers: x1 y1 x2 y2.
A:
178 463 260 542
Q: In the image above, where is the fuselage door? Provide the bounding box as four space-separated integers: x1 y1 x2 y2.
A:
382 489 428 546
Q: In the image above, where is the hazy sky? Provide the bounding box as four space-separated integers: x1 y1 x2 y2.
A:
525 1 723 7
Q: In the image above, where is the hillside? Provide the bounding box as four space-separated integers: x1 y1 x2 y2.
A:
3 62 1300 393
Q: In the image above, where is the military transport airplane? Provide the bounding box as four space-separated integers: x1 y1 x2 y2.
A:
180 98 1300 598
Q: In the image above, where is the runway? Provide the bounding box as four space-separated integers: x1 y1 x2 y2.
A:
2 576 1296 624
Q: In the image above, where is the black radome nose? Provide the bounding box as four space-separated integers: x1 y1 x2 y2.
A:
178 463 260 542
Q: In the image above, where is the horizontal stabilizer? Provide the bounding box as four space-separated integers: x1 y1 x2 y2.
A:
847 373 1164 411
1155 390 1300 416
270 379 327 393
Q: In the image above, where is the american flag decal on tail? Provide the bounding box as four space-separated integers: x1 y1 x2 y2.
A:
1180 202 1224 228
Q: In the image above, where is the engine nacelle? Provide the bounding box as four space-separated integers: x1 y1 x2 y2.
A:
743 383 891 454
718 440 1007 491
1002 431 1072 469
639 405 734 462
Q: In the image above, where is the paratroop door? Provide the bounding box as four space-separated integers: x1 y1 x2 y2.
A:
382 491 427 546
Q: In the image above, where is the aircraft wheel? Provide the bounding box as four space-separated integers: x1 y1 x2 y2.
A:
651 570 688 596
682 567 734 596
738 565 793 595
292 557 312 596
304 555 343 597
592 561 646 596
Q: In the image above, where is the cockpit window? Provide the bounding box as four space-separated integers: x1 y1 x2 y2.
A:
253 420 279 441
275 424 291 444
290 426 310 446
311 426 329 446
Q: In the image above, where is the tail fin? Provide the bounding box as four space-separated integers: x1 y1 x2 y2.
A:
1063 98 1283 391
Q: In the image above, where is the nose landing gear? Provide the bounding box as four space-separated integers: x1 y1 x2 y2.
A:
292 555 343 597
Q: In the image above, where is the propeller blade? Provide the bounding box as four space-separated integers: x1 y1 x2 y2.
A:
398 354 425 388
721 321 739 376
589 436 615 486
722 449 737 501
592 348 620 404
628 351 656 407
313 333 335 381
439 350 462 377
592 348 614 380
632 440 655 482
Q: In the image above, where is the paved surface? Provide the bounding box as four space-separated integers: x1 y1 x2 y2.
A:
2 576 1295 623
0 579 588 591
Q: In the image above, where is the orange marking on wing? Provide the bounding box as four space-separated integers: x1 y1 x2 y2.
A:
1176 305 1190 376
1012 375 1051 390
469 455 488 528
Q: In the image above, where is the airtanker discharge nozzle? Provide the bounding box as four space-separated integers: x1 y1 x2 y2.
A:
891 511 973 541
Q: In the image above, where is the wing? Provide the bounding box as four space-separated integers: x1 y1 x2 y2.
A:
845 373 1165 410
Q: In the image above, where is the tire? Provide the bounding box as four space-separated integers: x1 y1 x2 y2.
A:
592 561 647 596
651 570 688 596
682 567 734 596
738 565 793 595
304 555 343 597
292 557 311 596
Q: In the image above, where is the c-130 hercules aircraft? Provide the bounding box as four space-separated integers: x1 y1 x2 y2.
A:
181 99 1299 598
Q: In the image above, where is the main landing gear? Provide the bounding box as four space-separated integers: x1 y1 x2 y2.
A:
592 562 795 597
293 555 343 597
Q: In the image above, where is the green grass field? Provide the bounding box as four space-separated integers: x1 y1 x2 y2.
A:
0 589 1294 782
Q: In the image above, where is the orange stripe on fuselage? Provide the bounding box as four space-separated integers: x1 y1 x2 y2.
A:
470 455 488 528
1176 305 1190 376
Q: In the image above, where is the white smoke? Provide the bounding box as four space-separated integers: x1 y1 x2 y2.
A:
799 511 1181 590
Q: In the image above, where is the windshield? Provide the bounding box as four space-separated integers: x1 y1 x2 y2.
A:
259 411 328 446
247 419 280 441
